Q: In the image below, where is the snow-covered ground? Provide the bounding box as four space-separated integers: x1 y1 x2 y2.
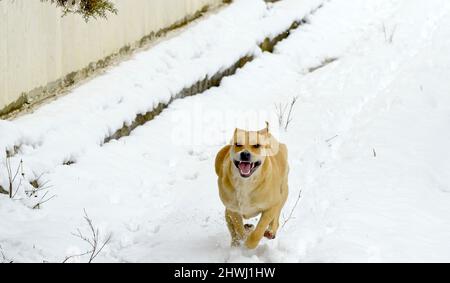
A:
1 0 450 263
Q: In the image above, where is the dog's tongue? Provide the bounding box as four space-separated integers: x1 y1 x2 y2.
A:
239 162 252 175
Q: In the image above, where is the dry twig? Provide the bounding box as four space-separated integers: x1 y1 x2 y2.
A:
382 23 397 44
0 245 13 263
275 96 299 131
63 210 112 263
282 189 303 229
5 155 23 199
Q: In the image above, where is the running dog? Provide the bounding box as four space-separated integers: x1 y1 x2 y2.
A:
215 123 289 249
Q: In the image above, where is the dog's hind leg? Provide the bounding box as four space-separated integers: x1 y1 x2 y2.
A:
225 209 245 246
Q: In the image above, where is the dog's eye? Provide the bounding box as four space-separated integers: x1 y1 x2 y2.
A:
235 143 243 147
253 144 261 149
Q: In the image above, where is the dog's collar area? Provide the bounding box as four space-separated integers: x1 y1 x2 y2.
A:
233 160 262 178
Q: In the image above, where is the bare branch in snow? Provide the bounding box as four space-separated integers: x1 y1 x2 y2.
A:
63 210 112 263
27 175 56 210
383 23 397 44
308 57 339 73
32 191 57 210
275 103 289 129
4 155 23 199
2 152 56 208
275 96 300 131
282 189 303 229
325 135 339 144
0 245 13 263
284 96 299 131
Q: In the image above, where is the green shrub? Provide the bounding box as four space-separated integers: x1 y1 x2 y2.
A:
41 0 117 21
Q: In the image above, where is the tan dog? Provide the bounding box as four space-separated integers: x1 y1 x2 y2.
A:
215 123 289 249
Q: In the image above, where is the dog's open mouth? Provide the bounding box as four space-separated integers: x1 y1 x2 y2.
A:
233 160 262 178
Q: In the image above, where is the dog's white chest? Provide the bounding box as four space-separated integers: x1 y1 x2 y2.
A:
233 178 260 218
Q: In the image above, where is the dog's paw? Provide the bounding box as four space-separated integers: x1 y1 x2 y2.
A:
245 233 260 250
245 239 259 250
264 231 276 240
231 240 241 247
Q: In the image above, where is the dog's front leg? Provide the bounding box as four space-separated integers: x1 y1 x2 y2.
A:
245 207 277 249
265 204 283 240
225 209 245 246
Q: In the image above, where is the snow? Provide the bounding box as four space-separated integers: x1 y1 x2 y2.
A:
1 0 450 263
0 0 323 180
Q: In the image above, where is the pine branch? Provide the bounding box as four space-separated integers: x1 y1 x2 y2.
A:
40 0 117 21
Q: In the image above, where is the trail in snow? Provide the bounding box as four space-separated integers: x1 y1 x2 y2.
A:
1 0 450 263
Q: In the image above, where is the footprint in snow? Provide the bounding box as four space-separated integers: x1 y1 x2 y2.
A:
119 235 134 249
125 221 140 233
197 152 210 161
152 225 161 234
188 148 205 157
201 217 210 228
168 177 176 186
184 172 199 181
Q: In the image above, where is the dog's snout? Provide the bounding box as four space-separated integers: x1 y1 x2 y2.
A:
240 151 251 161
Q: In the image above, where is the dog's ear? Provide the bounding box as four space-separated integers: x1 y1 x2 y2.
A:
231 129 238 144
232 128 245 144
259 122 270 135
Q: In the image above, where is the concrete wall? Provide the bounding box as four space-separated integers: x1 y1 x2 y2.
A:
0 0 221 113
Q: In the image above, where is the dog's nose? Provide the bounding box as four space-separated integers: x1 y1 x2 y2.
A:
240 151 251 161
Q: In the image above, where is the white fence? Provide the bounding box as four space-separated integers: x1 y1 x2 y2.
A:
0 0 221 112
